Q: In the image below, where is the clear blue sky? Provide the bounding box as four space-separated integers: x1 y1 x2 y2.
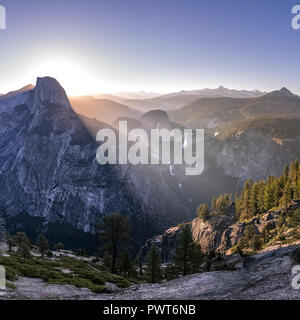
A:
0 0 299 95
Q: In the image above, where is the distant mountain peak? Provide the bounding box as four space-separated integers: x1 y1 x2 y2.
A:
34 77 71 108
268 87 298 98
279 87 294 96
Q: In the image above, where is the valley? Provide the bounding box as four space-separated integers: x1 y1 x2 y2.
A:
1 78 300 300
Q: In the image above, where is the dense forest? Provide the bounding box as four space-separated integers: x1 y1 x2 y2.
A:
198 159 300 222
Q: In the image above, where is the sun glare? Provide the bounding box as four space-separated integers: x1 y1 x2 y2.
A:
32 58 101 96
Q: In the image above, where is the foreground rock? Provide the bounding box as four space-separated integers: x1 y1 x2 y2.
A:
104 246 300 300
1 246 299 300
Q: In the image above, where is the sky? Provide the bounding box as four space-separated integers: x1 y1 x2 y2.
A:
0 0 300 95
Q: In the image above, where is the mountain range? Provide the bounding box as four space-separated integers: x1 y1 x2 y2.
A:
121 86 266 111
1 79 300 253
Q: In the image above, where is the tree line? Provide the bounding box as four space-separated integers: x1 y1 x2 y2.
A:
5 214 204 284
197 159 300 222
236 159 300 220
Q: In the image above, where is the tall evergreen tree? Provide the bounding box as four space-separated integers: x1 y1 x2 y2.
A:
197 203 210 221
98 213 131 274
144 245 162 283
120 249 132 278
174 225 203 275
6 233 14 253
249 183 259 216
37 234 49 259
14 232 31 258
281 179 292 207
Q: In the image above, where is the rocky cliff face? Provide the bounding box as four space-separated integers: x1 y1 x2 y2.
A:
0 78 197 248
2 77 300 252
142 199 300 259
139 224 187 263
214 130 300 184
0 78 140 232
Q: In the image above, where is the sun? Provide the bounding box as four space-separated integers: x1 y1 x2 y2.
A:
32 58 101 96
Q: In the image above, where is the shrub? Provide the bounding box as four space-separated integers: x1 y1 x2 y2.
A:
6 282 17 290
5 266 17 282
164 264 181 280
197 204 210 221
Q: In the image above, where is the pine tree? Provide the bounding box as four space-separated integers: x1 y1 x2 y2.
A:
144 245 162 283
164 264 181 280
102 250 113 271
133 255 143 277
263 176 276 211
253 235 262 251
243 224 256 248
211 198 217 211
37 234 49 259
197 203 210 221
98 213 131 274
240 180 252 219
19 241 31 258
249 183 259 217
284 165 289 182
281 179 292 207
14 232 31 258
174 225 203 275
257 180 266 213
6 233 14 252
120 249 132 278
297 171 300 199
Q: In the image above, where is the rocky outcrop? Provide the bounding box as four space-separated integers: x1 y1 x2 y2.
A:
0 78 138 233
192 206 236 254
142 200 300 258
196 199 300 254
140 224 188 263
108 245 300 300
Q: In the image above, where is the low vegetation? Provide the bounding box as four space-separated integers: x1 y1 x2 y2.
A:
0 251 135 293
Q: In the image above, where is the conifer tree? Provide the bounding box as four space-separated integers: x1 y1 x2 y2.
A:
144 245 162 283
197 203 210 221
37 234 49 259
249 183 259 217
98 213 131 274
174 225 203 275
257 180 266 213
211 197 217 211
120 249 132 278
102 250 113 271
14 232 31 258
6 233 14 252
281 179 292 207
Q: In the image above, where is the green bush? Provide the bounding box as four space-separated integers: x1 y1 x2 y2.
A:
0 250 131 292
6 282 17 290
164 264 181 280
4 266 17 282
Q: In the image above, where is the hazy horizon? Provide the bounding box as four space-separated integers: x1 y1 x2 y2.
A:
0 79 286 99
1 0 300 95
